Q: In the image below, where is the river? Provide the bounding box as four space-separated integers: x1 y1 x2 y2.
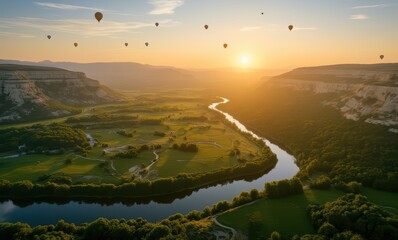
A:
0 97 299 226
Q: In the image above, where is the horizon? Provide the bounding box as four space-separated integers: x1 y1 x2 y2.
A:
1 0 397 70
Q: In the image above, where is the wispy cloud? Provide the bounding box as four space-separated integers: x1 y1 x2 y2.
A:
0 31 36 38
240 26 263 32
352 4 390 9
148 0 184 15
35 2 104 11
349 15 369 20
0 17 180 38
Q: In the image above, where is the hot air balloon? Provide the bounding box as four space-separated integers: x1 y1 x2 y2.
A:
95 12 103 22
204 25 209 30
223 43 228 49
47 35 51 40
155 22 159 27
125 43 128 47
380 55 384 60
288 25 294 31
145 42 149 47
261 12 264 15
74 42 78 47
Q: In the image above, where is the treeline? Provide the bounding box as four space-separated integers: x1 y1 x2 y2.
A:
178 116 208 122
65 114 137 123
0 214 214 240
0 123 89 153
221 88 398 191
264 178 303 199
172 143 199 152
0 147 277 199
116 130 133 138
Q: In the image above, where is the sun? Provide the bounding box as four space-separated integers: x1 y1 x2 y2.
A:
240 55 250 66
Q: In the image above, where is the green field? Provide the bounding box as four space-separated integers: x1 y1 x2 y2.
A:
0 91 262 184
217 188 398 238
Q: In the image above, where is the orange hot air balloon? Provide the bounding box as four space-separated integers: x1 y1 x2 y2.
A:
204 25 209 30
125 42 128 47
288 25 294 31
223 43 228 49
74 42 78 47
155 22 159 27
380 55 384 60
47 35 51 40
145 42 149 47
95 12 103 22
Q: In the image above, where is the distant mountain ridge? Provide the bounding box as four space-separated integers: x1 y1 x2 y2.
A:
0 60 198 89
0 64 120 124
266 63 398 128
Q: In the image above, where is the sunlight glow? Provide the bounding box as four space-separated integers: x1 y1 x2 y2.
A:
241 55 250 66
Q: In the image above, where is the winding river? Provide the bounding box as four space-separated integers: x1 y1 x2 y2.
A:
0 97 299 226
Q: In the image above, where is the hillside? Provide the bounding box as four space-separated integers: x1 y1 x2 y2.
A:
0 60 270 91
269 64 398 127
0 64 120 124
0 60 197 90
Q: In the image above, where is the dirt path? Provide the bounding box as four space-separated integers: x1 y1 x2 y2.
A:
213 217 237 240
189 141 224 149
144 150 160 171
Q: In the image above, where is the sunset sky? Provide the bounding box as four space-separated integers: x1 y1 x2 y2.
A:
0 0 397 69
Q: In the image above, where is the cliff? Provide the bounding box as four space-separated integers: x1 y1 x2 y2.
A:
0 64 120 124
267 64 398 128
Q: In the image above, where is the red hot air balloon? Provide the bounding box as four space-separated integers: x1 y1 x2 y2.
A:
47 35 51 40
380 55 385 60
204 25 209 30
223 43 228 49
74 42 78 47
288 25 294 31
95 12 103 22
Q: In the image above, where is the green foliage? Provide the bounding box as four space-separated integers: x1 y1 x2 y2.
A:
172 143 199 152
308 194 398 240
0 123 89 153
222 88 398 191
309 176 332 190
264 178 303 199
116 130 133 138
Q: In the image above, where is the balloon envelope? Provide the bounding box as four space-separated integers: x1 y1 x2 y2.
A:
380 55 384 60
125 43 128 47
223 43 228 49
288 25 294 31
95 12 103 22
47 35 51 40
204 25 208 30
74 43 78 47
145 42 149 47
155 22 159 27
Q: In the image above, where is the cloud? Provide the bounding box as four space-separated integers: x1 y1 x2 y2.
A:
0 31 36 38
240 26 264 32
35 2 104 11
352 4 390 9
349 15 369 20
148 0 184 15
0 17 180 38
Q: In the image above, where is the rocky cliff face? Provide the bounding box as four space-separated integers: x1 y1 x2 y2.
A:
268 64 398 129
0 64 120 123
